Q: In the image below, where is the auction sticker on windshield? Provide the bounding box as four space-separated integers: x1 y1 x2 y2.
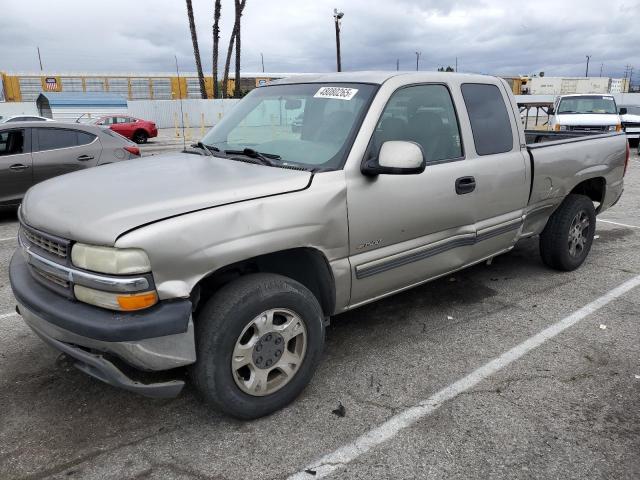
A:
314 86 358 100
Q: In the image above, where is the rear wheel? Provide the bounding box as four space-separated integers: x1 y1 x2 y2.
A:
190 273 325 419
540 194 596 271
133 130 148 144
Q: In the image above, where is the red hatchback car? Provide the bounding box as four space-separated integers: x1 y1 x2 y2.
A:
94 115 158 144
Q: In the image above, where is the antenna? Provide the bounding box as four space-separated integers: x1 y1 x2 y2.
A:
174 55 187 152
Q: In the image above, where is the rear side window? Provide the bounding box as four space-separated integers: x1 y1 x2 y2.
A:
0 130 25 156
77 131 97 146
36 128 97 151
461 83 513 155
36 128 79 151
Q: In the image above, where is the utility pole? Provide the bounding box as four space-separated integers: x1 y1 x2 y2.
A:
415 51 421 71
260 53 265 73
455 57 458 72
585 55 591 77
396 58 399 71
599 63 603 77
37 46 43 71
333 9 344 72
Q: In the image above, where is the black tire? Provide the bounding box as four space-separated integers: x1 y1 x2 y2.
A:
133 130 148 144
190 273 325 419
540 194 596 271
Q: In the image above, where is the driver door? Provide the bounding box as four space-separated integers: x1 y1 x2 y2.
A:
346 84 477 306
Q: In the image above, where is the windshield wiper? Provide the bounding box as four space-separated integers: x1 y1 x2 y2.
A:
191 141 220 156
224 148 281 166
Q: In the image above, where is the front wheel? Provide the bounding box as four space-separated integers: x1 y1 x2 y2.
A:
540 194 596 271
190 273 325 419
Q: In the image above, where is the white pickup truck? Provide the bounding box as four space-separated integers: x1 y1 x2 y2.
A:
550 94 622 133
10 72 630 419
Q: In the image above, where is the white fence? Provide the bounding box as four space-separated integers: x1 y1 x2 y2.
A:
127 99 240 128
0 102 39 121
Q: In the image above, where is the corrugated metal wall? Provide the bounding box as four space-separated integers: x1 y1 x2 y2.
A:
48 107 128 123
127 99 240 128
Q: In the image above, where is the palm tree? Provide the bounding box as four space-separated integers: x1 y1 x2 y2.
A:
222 0 246 99
233 0 246 98
212 0 221 98
186 0 207 99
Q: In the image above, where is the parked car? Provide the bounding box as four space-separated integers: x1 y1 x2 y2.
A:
0 121 140 206
618 105 640 146
10 72 628 419
93 115 158 144
549 94 621 133
1 115 54 123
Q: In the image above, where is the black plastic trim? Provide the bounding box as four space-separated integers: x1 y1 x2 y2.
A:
10 251 191 342
356 221 522 279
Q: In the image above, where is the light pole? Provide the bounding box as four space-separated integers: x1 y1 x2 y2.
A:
415 51 421 71
333 9 344 72
585 55 591 77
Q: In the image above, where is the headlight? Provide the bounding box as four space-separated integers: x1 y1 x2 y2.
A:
72 243 151 274
559 125 568 131
74 285 158 311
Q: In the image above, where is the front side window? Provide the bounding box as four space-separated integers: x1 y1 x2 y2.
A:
36 128 78 151
461 83 513 156
201 83 376 170
370 84 463 163
0 129 25 156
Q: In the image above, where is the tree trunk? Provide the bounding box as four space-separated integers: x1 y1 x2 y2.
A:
212 0 221 99
222 23 237 99
233 0 246 98
186 0 207 99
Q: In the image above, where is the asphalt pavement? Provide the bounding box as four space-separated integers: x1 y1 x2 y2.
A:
0 151 638 480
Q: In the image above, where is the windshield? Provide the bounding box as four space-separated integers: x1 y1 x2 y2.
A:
557 96 617 115
201 83 377 170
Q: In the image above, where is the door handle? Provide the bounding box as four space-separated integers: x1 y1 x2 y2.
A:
455 176 476 194
9 164 29 171
77 155 95 161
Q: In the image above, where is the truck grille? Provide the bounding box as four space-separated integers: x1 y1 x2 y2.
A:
567 125 608 132
33 268 71 289
20 224 70 260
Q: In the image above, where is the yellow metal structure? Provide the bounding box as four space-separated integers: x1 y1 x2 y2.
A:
1 72 279 102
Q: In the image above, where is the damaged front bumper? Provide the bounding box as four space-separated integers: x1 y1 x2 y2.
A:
10 251 196 398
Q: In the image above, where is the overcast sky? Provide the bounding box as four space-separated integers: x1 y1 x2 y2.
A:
2 0 639 80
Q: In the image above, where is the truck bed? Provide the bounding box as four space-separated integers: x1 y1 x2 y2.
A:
520 131 627 238
524 130 607 145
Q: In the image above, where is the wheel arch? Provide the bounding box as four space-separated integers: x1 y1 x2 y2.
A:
569 176 606 211
192 247 336 317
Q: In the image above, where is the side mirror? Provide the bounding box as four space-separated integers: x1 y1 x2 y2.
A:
619 107 627 115
547 106 555 115
362 141 426 176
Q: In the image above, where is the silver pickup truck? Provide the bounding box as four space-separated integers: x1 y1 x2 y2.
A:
10 72 629 419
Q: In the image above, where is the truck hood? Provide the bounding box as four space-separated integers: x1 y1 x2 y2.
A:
554 113 620 126
620 113 640 123
21 153 312 245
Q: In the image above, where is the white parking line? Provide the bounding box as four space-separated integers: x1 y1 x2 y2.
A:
0 236 17 242
289 274 640 479
0 311 18 320
598 219 640 229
